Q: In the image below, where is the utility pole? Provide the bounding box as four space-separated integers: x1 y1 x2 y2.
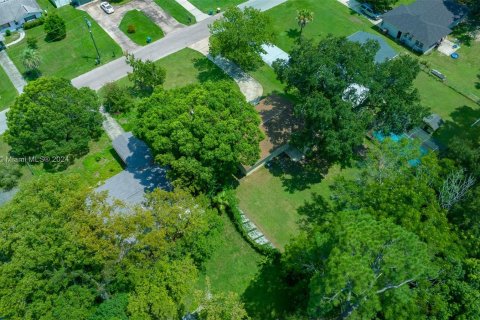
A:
84 17 100 65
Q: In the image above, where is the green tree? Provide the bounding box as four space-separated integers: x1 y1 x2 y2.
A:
0 175 221 319
366 0 399 11
126 53 166 94
369 54 428 133
5 77 102 165
21 47 41 74
26 37 38 49
296 9 314 36
198 283 250 320
44 13 66 41
209 6 275 71
102 82 133 113
0 162 22 190
135 81 263 193
283 211 434 319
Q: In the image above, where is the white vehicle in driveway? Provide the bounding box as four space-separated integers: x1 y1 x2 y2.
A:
100 2 114 14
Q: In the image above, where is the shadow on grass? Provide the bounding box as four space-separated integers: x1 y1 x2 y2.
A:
297 193 332 228
193 57 231 83
242 256 298 320
286 28 301 40
23 69 42 81
476 74 480 90
266 154 329 193
435 105 480 145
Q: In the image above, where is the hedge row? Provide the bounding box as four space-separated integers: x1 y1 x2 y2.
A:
24 17 45 30
222 190 279 257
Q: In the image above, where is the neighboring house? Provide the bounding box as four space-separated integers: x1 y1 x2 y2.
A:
96 132 170 207
347 31 398 63
380 0 468 54
0 0 43 33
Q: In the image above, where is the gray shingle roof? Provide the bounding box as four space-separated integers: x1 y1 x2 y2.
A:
0 0 42 26
97 132 171 207
382 0 468 46
347 31 398 63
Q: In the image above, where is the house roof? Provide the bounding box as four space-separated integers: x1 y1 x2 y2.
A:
0 0 42 26
112 132 154 169
347 31 398 63
382 0 468 46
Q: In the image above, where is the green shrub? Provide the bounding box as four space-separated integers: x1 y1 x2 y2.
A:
44 13 66 41
127 24 136 34
5 29 11 37
23 17 45 30
0 163 22 191
26 37 38 49
102 82 133 113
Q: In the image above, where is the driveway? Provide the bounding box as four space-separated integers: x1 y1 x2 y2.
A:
79 0 184 52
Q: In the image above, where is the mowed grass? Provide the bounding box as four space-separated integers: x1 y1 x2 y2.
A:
154 0 196 25
119 10 164 46
189 0 245 13
422 45 480 102
0 66 17 110
236 164 358 249
197 213 263 295
8 6 122 80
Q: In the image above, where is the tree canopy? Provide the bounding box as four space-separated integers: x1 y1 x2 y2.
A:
0 174 223 319
5 77 102 166
126 53 166 94
209 6 275 71
44 13 66 41
134 81 263 193
274 36 427 163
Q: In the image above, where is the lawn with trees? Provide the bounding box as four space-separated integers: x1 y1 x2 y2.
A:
7 6 122 79
188 0 245 13
119 10 164 45
0 67 17 110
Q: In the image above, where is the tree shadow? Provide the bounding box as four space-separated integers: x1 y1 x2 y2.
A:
475 74 480 90
242 256 299 320
266 154 329 193
286 28 300 40
297 193 332 228
193 57 231 83
451 22 479 46
23 69 41 81
435 105 480 145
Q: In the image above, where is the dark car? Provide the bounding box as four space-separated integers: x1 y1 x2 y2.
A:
360 3 382 20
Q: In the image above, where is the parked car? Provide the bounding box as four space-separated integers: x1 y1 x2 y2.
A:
100 2 114 14
360 3 381 20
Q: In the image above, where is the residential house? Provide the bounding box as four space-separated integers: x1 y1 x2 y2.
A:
0 0 43 33
380 0 468 54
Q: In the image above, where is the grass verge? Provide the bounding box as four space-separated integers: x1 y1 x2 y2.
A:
0 66 17 110
119 10 164 46
154 0 196 25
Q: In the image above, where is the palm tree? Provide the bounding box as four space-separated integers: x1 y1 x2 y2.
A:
296 9 314 37
22 48 41 74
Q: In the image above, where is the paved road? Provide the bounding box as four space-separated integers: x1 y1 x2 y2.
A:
72 0 287 90
71 15 215 90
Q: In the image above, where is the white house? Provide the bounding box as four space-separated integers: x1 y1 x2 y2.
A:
0 0 43 33
380 0 468 54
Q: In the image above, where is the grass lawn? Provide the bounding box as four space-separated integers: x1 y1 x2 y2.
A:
197 213 263 295
0 133 123 189
3 31 21 45
236 163 359 249
7 6 122 80
119 10 164 46
0 66 17 110
154 0 196 25
189 0 245 13
422 44 480 102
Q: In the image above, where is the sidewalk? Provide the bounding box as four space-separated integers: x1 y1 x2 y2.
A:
189 37 263 103
6 30 25 48
174 0 209 22
0 51 26 94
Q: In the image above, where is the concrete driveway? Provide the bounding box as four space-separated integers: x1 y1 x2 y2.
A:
79 0 185 52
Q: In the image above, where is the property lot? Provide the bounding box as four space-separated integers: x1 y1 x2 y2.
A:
155 0 196 25
7 6 122 80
